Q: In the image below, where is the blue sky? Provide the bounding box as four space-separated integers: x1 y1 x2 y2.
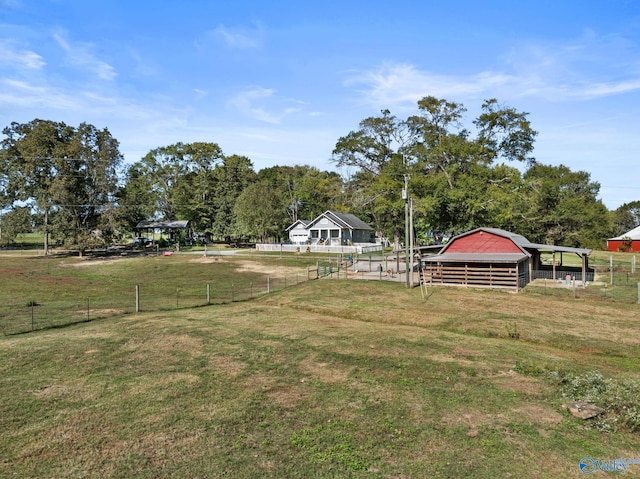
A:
1 0 639 209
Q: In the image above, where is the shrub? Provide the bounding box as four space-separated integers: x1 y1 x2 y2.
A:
617 236 633 252
555 370 640 433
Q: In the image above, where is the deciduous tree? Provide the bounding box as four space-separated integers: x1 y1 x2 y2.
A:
0 119 122 253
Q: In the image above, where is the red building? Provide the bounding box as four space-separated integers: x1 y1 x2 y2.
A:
607 225 640 252
422 228 592 291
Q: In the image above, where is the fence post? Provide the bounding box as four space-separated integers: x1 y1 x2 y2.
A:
267 277 270 294
231 283 234 302
610 255 614 285
633 256 636 274
207 283 211 305
136 284 140 313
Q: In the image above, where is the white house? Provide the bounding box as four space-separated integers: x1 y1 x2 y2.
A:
285 220 311 244
286 210 374 246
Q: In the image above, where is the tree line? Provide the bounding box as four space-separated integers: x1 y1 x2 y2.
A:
1 96 639 253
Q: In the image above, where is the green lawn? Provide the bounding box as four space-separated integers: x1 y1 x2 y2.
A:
0 254 639 478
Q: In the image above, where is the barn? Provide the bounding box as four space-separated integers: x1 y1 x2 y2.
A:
421 228 592 292
607 225 640 252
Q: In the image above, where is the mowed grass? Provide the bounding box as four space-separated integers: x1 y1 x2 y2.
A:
0 256 640 478
0 252 312 333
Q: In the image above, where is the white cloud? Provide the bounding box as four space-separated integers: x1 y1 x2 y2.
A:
52 30 117 81
503 33 640 100
0 39 45 70
230 87 280 124
345 51 640 111
212 23 263 49
0 78 79 110
344 63 515 109
228 87 309 125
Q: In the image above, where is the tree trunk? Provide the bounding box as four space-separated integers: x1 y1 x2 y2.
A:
43 208 49 256
393 232 401 251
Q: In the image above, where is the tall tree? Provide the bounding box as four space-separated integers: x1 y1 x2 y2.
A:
210 155 256 242
0 206 32 245
134 142 223 225
522 164 611 248
116 162 157 233
474 98 537 165
234 180 288 242
333 97 538 245
257 165 344 223
332 110 412 246
0 119 122 253
611 200 640 236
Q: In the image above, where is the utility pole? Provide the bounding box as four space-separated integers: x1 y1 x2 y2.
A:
409 197 414 287
403 174 410 288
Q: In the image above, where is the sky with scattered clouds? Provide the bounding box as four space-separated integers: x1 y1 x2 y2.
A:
1 0 639 209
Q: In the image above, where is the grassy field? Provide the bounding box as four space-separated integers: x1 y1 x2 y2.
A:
0 252 315 334
1 253 639 478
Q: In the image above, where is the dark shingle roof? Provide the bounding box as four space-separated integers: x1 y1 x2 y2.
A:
325 211 374 230
305 211 373 231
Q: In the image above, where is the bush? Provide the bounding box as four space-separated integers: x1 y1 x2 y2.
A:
555 370 640 433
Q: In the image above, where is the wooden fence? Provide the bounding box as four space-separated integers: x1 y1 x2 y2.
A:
422 264 520 291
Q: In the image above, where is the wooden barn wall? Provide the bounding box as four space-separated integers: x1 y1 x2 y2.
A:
422 262 521 291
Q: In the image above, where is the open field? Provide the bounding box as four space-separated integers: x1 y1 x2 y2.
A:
0 254 639 478
0 252 314 334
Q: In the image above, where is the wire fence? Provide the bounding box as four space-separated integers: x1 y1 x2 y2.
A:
3 255 637 336
525 254 640 303
1 272 312 336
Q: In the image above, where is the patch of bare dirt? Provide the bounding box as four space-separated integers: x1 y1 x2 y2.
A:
233 260 307 276
298 354 353 383
207 355 246 377
513 404 563 425
32 381 96 401
61 257 131 268
123 334 203 361
489 370 548 396
189 257 224 264
268 386 311 409
75 308 124 318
